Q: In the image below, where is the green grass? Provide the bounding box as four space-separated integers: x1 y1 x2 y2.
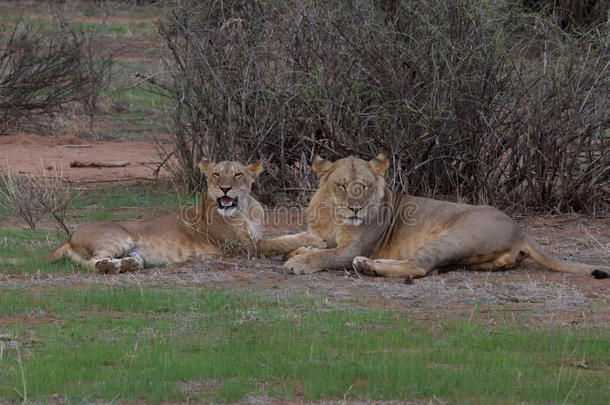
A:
71 183 194 215
0 15 157 37
104 61 171 136
0 201 10 220
0 0 168 21
73 21 157 36
80 5 168 20
106 85 171 112
0 229 71 274
102 83 171 140
0 286 608 404
111 59 163 81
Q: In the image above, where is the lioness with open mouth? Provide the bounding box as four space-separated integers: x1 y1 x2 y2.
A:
284 154 609 280
47 159 324 273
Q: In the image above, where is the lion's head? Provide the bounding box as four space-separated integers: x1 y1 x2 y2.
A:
312 154 388 226
199 159 263 217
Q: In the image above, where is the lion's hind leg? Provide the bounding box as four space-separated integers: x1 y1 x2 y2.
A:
352 233 463 278
353 248 523 279
46 242 116 272
118 251 144 273
92 245 145 274
353 229 522 279
467 250 523 272
63 222 145 273
352 256 428 278
88 239 138 274
93 257 122 274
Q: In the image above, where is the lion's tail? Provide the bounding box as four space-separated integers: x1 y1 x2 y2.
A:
45 241 69 262
522 237 609 279
44 241 91 268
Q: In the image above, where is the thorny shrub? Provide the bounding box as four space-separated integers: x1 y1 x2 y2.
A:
145 0 609 213
0 15 113 134
0 167 73 236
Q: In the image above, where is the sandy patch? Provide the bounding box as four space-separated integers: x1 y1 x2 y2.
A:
0 133 169 182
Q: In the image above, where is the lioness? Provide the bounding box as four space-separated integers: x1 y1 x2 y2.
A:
284 154 609 280
48 159 324 273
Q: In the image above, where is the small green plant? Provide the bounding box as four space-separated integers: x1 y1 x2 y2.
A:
218 238 256 259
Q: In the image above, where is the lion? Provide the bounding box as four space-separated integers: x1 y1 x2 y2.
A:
284 154 609 280
47 159 324 273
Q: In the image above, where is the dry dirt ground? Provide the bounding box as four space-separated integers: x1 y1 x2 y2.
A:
0 133 168 183
1 135 608 328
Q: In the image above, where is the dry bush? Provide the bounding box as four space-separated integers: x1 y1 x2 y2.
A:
0 16 114 134
75 28 115 135
1 175 46 231
520 0 609 29
141 0 285 193
147 0 609 212
0 167 73 236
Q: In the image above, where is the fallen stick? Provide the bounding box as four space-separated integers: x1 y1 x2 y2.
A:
69 177 154 184
63 144 92 148
70 160 130 168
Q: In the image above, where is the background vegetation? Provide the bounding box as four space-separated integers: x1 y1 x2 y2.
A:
0 14 113 134
142 0 609 212
1 0 607 212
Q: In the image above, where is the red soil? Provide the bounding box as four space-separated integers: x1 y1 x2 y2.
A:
0 133 168 183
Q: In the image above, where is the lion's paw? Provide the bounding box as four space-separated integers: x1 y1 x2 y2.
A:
284 246 314 261
303 233 327 249
352 256 377 276
120 257 143 273
284 254 320 275
95 258 121 274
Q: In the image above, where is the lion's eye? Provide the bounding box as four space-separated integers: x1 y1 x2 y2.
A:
212 173 220 178
234 173 242 178
338 184 346 190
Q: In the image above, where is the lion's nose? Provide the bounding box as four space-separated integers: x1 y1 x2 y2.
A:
220 186 232 194
349 206 361 214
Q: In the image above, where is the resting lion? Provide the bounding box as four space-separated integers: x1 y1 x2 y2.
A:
284 154 609 280
47 159 324 273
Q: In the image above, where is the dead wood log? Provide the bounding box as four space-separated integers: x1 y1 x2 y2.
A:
70 160 130 168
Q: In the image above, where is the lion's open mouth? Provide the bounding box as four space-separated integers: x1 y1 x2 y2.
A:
217 196 238 210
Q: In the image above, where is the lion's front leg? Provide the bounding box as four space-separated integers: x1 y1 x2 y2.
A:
258 231 326 257
283 246 321 261
284 247 357 275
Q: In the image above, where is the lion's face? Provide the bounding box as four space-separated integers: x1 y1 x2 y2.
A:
199 159 263 217
313 154 388 226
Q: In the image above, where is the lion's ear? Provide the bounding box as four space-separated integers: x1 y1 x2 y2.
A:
312 155 333 176
199 159 216 175
246 160 264 178
369 153 389 176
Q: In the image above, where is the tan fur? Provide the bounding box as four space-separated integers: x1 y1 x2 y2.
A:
47 160 324 273
284 154 610 279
